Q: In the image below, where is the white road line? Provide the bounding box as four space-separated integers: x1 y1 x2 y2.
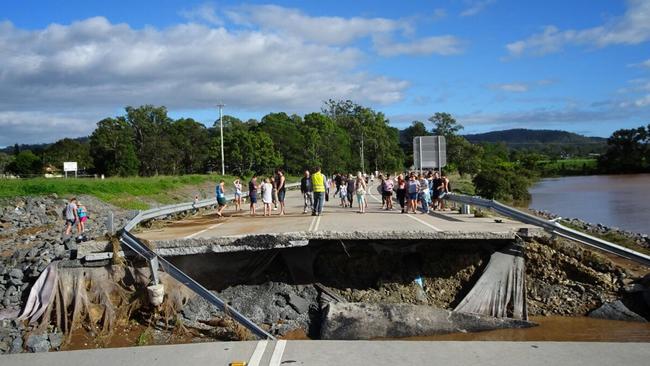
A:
313 215 322 232
269 340 287 366
184 222 224 239
405 213 442 232
369 184 442 232
308 216 316 232
247 340 268 366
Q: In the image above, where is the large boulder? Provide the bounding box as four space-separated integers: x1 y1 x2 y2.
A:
589 300 647 322
321 302 535 340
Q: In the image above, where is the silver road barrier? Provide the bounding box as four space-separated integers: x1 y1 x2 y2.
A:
118 180 300 340
120 230 275 340
444 193 650 267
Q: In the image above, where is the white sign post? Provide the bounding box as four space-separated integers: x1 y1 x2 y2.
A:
413 136 447 172
63 162 78 178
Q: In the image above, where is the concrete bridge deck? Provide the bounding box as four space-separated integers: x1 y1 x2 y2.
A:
4 340 649 366
135 185 538 245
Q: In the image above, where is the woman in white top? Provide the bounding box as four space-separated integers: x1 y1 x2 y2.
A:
355 172 367 214
261 177 274 216
233 178 243 211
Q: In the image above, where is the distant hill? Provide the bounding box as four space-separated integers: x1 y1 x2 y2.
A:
463 129 606 147
0 137 89 154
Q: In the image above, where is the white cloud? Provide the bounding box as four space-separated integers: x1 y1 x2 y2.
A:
460 0 496 17
506 0 650 57
631 58 650 68
0 111 95 146
225 4 407 46
0 16 415 145
180 3 223 26
224 5 463 56
374 35 464 56
432 8 448 21
490 83 529 93
488 79 555 93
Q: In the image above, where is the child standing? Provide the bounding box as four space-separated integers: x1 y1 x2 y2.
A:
261 177 273 216
77 202 88 238
339 182 348 207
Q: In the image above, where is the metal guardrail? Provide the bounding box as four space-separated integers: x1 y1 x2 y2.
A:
445 193 650 267
120 231 275 340
124 182 300 231
118 180 300 340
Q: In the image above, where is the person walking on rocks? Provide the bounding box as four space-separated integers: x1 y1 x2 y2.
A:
77 202 88 237
215 180 228 217
311 166 326 216
262 177 274 216
233 178 243 211
301 170 313 214
249 175 259 216
355 172 367 214
276 169 286 215
64 197 79 236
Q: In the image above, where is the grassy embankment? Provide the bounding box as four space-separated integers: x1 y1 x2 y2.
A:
0 174 301 210
0 175 232 210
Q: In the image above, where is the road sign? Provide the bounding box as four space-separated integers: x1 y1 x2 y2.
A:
63 161 78 178
413 136 446 171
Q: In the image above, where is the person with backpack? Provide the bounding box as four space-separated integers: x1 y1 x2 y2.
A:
64 197 79 236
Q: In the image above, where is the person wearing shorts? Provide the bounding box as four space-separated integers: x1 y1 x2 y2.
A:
233 178 243 211
77 203 88 235
64 197 79 236
383 174 394 210
407 173 420 214
216 180 227 217
248 175 258 216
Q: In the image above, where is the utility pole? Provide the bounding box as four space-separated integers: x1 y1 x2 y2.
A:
217 103 225 175
360 131 365 174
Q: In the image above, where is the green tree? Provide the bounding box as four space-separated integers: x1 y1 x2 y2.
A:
170 118 210 174
323 99 404 173
303 113 352 173
399 121 430 168
473 164 531 202
8 150 42 176
598 125 649 173
90 117 139 176
428 112 463 136
0 152 14 176
125 105 175 176
42 138 93 171
257 112 307 173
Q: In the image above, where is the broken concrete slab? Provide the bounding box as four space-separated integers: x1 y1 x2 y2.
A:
588 300 647 322
321 302 535 340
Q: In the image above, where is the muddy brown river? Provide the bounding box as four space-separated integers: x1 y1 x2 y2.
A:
407 316 650 342
529 174 650 235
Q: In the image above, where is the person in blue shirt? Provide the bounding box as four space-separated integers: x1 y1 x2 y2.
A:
215 180 228 217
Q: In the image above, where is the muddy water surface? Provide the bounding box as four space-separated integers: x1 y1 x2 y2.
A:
406 316 650 342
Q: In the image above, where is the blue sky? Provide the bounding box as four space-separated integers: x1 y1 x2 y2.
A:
1 0 649 146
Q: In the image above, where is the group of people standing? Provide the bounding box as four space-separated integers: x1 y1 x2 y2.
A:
301 168 369 215
214 168 450 218
385 171 451 214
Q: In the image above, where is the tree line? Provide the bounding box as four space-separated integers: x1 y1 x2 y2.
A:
1 100 647 202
